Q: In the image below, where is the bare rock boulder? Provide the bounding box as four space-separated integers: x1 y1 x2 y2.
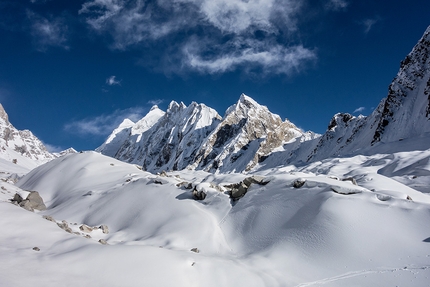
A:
100 224 109 234
79 224 93 233
25 191 46 211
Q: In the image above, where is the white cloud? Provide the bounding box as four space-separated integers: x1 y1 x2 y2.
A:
353 106 365 113
360 18 379 34
43 142 64 153
106 75 121 86
183 38 316 75
64 107 146 136
325 0 349 11
27 10 69 52
78 0 316 76
147 99 164 106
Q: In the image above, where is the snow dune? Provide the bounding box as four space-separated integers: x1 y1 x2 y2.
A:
0 150 428 286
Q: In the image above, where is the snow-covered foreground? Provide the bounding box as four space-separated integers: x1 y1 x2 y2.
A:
1 150 430 286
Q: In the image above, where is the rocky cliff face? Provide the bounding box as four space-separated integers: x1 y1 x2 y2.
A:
194 94 303 172
0 104 55 166
371 25 430 143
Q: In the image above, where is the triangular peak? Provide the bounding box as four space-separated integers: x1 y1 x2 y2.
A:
239 93 259 106
0 103 9 123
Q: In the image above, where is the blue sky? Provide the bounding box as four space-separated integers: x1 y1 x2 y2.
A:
0 0 429 152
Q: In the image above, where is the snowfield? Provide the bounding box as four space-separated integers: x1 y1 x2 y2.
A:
1 147 429 287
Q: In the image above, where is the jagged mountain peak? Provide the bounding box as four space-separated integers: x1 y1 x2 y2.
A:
149 105 160 111
167 100 187 112
98 94 304 173
327 113 355 131
118 118 135 129
0 103 9 124
225 93 265 116
0 103 55 167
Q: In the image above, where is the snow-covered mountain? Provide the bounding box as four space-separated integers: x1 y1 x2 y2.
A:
0 104 55 170
257 25 430 169
98 94 304 173
97 102 222 171
99 27 430 173
193 94 303 172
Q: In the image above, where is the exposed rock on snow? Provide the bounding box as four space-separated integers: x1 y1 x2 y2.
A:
224 175 269 200
43 215 55 222
10 191 46 211
292 178 306 188
57 220 72 233
79 224 93 233
100 224 109 234
192 188 207 200
330 185 364 195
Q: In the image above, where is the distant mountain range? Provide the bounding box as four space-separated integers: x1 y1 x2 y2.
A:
97 26 430 173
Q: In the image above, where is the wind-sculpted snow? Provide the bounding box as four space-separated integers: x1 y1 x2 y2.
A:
3 148 429 286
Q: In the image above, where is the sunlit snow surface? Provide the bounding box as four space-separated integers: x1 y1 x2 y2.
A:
1 148 430 287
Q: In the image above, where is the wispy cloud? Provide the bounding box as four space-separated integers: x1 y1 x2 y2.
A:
26 10 69 52
147 99 164 106
183 38 316 75
64 107 146 136
353 106 365 114
359 17 380 34
106 75 121 86
325 0 349 11
78 0 321 76
43 142 64 153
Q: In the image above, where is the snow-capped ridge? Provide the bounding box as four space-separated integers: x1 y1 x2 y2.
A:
0 103 55 168
0 103 9 124
98 94 305 173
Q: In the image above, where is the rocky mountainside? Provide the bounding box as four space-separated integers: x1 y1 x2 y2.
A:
257 25 430 169
97 94 304 173
193 94 303 172
0 104 55 168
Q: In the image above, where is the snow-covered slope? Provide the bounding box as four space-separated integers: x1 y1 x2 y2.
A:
3 149 429 286
0 104 55 171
